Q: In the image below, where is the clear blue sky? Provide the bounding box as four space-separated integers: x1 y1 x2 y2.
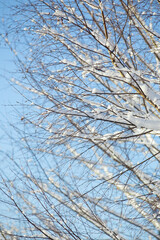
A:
0 1 20 139
0 0 19 121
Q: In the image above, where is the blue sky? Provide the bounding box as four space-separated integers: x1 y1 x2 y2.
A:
0 1 24 168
